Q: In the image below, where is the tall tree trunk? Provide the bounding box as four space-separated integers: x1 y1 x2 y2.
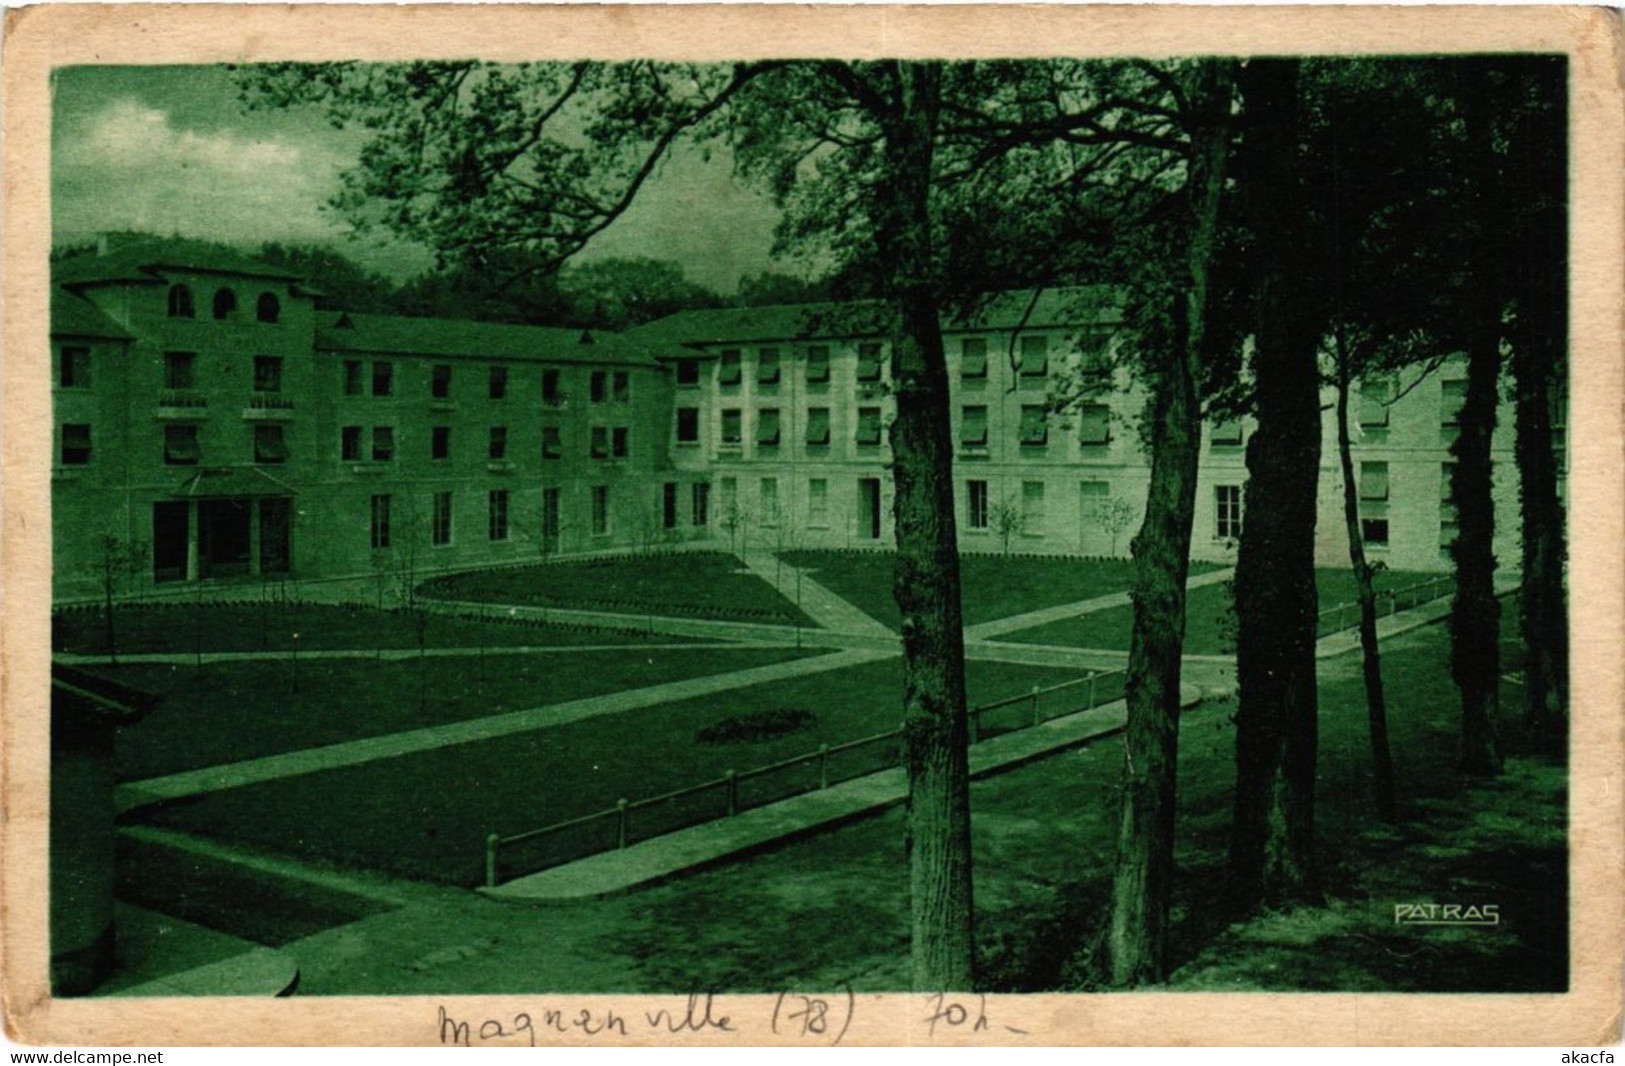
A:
1107 58 1232 987
874 61 975 991
1509 58 1569 738
1333 333 1398 822
1229 58 1322 908
1452 64 1505 777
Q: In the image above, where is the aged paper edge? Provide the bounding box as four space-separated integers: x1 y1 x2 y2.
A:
3 3 1621 1048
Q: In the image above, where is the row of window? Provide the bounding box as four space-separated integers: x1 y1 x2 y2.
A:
676 334 1110 390
343 361 628 406
168 284 281 323
367 485 619 548
672 402 1116 450
338 424 631 463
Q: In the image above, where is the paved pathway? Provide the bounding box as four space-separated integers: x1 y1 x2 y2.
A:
419 596 867 648
115 647 895 812
735 550 896 638
482 682 1202 900
964 565 1235 641
56 640 785 667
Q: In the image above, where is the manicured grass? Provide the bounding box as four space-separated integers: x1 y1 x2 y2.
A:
55 601 684 657
106 646 815 781
1004 566 1439 653
780 550 1224 631
138 657 1092 886
418 552 817 627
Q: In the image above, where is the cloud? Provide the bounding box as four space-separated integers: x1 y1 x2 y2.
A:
53 97 348 247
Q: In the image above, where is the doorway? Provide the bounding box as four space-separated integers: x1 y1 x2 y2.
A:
198 499 251 579
152 501 189 583
858 478 882 540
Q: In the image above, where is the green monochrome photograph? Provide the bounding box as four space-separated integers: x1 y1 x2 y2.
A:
32 16 1597 1024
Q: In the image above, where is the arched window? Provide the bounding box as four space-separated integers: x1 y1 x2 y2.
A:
167 284 195 319
256 293 281 324
212 288 237 320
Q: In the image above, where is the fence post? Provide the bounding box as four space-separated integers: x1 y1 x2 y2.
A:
1031 685 1042 727
1087 672 1097 711
616 798 629 849
725 770 738 816
818 744 829 790
485 833 500 889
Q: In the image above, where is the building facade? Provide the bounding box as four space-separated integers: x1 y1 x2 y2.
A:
50 241 1555 602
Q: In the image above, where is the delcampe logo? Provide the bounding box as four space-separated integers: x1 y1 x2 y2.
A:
1392 902 1501 926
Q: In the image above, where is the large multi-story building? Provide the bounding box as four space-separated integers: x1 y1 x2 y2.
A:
50 240 1555 602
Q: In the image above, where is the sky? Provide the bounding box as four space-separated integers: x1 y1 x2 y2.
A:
50 64 788 294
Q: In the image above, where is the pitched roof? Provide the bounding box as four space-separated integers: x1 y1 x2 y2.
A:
54 238 302 287
316 311 658 366
51 289 133 341
627 286 1124 351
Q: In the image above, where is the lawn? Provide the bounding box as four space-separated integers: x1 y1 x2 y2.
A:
137 656 1092 886
780 550 1224 631
1004 566 1440 653
106 645 816 781
55 600 688 657
418 552 816 627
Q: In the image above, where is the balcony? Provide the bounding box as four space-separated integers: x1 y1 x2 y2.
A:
244 394 296 420
156 391 209 418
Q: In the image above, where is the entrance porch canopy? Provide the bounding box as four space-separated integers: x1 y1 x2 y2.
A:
170 467 297 499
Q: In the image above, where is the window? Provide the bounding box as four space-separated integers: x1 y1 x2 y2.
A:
721 409 743 445
164 424 199 466
372 361 393 397
372 425 395 462
167 284 194 319
1360 461 1390 501
856 343 883 383
489 426 508 460
542 369 562 406
592 485 610 536
1019 335 1049 378
1360 375 1394 428
856 406 882 446
253 423 288 464
758 349 781 385
612 427 629 458
676 408 700 443
612 371 630 403
489 366 508 400
960 337 988 379
432 364 452 400
164 351 196 390
1440 378 1466 426
1019 405 1049 446
1077 403 1111 446
1022 480 1046 533
344 360 363 396
591 426 610 458
59 347 91 389
590 371 607 403
542 425 562 460
692 482 710 527
431 426 450 460
756 408 781 447
432 491 453 546
212 288 237 320
370 494 391 549
341 425 362 461
721 477 738 517
61 423 91 465
805 346 831 384
1077 331 1111 377
1440 463 1459 549
1210 418 1243 447
542 488 561 546
961 405 989 447
257 293 281 323
809 478 829 526
1216 485 1243 540
1081 479 1111 521
805 407 831 446
967 479 990 530
488 490 510 541
663 482 679 529
1362 518 1390 546
760 478 779 523
253 356 282 393
676 360 701 387
718 351 742 386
